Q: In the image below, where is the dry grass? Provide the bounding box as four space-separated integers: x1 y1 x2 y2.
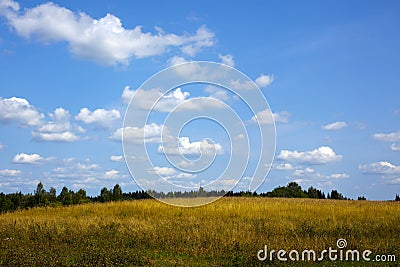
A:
0 197 399 266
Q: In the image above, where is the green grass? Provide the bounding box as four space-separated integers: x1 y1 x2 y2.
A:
0 197 399 266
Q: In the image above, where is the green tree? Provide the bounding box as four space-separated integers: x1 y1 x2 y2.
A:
76 189 87 203
34 182 48 206
307 187 325 199
329 190 345 200
58 186 72 205
100 187 112 202
49 187 57 203
112 184 123 201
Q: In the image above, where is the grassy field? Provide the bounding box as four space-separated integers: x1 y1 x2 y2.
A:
0 197 398 266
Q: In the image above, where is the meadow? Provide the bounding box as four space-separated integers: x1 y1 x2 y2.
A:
0 197 398 266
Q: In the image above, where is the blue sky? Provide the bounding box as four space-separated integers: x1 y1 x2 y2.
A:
0 0 399 199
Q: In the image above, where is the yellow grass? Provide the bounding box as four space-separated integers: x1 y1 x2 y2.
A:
0 197 399 266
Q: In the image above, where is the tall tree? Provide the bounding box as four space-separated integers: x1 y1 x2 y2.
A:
112 184 123 201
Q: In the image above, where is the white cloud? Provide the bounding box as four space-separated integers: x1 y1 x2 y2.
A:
229 79 255 90
0 143 3 150
0 169 21 176
204 85 230 101
293 169 305 177
180 26 214 56
0 0 19 12
151 166 176 176
121 86 136 105
121 87 189 112
0 96 44 126
322 121 348 131
177 160 195 168
255 74 274 88
122 87 224 112
359 161 400 184
158 136 224 156
234 134 245 140
167 56 189 66
373 131 400 142
218 54 234 67
277 146 342 164
273 111 290 123
305 167 315 173
390 143 400 152
104 170 119 179
49 107 70 121
329 173 349 179
250 109 290 125
359 161 400 175
75 107 121 128
149 166 196 180
76 162 99 171
110 123 164 143
52 162 99 174
32 107 80 142
12 153 43 164
32 131 79 142
275 163 294 171
0 1 214 65
175 173 196 179
110 155 124 162
230 74 273 90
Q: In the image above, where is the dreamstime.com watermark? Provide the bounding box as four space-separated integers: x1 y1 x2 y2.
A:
257 239 396 263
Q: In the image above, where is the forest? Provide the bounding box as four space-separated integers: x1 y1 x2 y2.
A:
0 181 399 213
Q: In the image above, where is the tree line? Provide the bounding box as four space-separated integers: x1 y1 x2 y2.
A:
0 181 399 213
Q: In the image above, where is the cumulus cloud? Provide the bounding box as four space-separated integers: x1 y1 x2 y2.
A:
322 121 348 131
277 146 342 164
0 0 215 65
0 169 21 176
167 56 188 66
359 161 400 184
218 54 234 67
373 131 400 142
151 166 177 176
75 107 121 129
45 158 130 189
275 163 294 171
32 107 80 142
12 153 43 164
359 161 400 175
231 74 273 90
121 87 224 112
121 87 189 111
104 170 120 179
0 96 44 126
121 86 136 105
255 74 274 88
32 131 79 142
110 123 164 143
158 136 224 156
293 167 314 177
0 144 3 150
110 155 124 162
250 109 290 125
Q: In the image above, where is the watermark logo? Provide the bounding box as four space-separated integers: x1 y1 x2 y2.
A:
257 239 396 262
123 61 276 207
